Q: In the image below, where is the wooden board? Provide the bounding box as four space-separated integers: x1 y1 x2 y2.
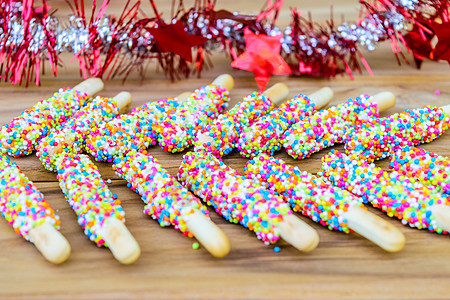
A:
1 1 450 299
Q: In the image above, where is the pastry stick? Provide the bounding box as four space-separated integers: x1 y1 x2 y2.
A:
283 92 395 160
178 151 319 252
244 154 405 252
112 150 230 258
237 87 333 158
54 152 140 264
0 153 70 263
321 150 450 234
0 78 103 157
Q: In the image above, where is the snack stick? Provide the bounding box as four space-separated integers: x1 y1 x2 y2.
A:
0 153 70 263
390 146 450 195
193 83 289 157
244 154 405 252
54 152 140 264
0 78 103 157
345 105 450 162
178 151 319 252
112 150 230 258
86 92 190 162
283 92 395 160
37 92 132 170
321 149 450 234
158 74 233 153
237 87 333 158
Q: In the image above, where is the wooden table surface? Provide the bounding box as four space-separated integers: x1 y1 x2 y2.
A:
1 1 450 299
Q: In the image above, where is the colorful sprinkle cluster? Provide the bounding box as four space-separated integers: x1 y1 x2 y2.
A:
0 153 61 242
0 88 90 157
178 151 292 244
390 146 450 195
244 154 365 233
86 97 179 162
320 149 450 234
345 106 450 162
54 152 126 246
158 84 229 153
112 150 209 236
36 96 119 170
237 94 316 158
283 95 378 159
193 92 274 157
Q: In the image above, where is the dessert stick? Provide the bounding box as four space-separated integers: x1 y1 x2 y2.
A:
0 153 70 263
0 78 104 157
86 92 190 162
244 154 405 252
390 146 450 195
283 92 395 160
54 152 140 264
112 150 230 258
321 149 450 233
345 104 450 162
158 74 233 153
178 151 319 252
193 83 289 157
237 87 333 158
37 92 132 171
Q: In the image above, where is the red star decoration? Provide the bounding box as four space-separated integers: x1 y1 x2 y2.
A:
231 28 291 92
149 21 208 62
429 21 450 63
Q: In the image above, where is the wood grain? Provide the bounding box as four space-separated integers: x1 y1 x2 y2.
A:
1 1 450 299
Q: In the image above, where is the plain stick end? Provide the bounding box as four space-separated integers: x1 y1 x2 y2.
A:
102 218 141 264
29 223 71 264
346 206 405 252
278 214 319 252
263 83 289 106
73 78 104 96
212 74 234 91
308 87 333 109
185 210 230 258
430 204 450 233
373 91 396 112
113 92 132 114
176 92 192 102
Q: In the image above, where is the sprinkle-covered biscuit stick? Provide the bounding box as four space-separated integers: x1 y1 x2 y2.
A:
112 150 230 258
0 153 71 263
321 149 450 234
244 154 405 252
55 152 140 264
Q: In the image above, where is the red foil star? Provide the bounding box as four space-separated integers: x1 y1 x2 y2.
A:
231 28 291 91
149 21 208 62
